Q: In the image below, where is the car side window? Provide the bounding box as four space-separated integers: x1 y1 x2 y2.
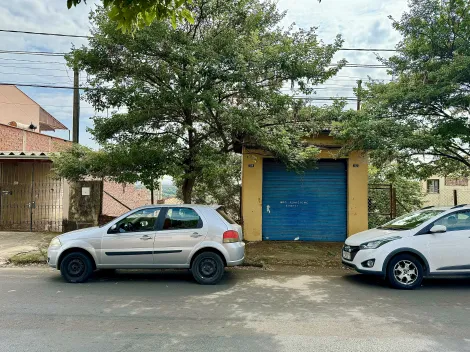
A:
162 207 203 230
433 210 470 232
113 208 161 233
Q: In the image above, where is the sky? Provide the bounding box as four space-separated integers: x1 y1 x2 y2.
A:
0 0 409 151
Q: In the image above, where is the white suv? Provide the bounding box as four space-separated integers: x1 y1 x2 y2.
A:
342 205 470 289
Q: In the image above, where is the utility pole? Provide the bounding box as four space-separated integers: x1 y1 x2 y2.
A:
72 67 80 143
356 79 362 111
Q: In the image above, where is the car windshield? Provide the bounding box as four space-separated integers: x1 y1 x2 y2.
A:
379 210 444 230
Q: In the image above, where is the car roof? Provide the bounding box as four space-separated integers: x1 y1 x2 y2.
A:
420 205 470 211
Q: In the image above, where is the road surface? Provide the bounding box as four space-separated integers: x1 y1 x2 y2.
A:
0 267 470 352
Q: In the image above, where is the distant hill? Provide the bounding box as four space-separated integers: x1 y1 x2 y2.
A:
162 184 177 198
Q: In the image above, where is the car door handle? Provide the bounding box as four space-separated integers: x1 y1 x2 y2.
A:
140 235 153 240
190 232 203 238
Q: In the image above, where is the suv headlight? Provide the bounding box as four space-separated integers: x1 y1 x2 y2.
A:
49 237 61 248
360 236 401 250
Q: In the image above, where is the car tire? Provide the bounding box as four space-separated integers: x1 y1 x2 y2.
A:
60 252 94 283
191 252 225 285
387 254 424 290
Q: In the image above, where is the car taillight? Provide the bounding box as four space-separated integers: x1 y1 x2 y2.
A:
223 230 240 243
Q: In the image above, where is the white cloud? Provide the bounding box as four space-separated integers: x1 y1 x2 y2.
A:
0 0 409 145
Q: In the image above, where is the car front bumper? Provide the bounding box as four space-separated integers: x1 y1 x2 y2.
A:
224 242 245 267
47 247 60 269
342 245 386 276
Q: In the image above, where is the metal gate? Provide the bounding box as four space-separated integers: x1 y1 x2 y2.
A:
0 161 64 232
262 159 347 241
368 184 397 229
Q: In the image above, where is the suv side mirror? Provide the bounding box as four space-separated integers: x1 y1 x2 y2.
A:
430 225 447 234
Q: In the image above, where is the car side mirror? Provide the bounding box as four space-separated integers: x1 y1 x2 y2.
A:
108 224 118 234
430 225 447 234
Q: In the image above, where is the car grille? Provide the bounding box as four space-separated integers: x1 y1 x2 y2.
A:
343 245 360 261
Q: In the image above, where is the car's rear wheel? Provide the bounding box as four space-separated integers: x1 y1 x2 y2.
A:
191 252 225 285
387 254 424 290
60 252 94 283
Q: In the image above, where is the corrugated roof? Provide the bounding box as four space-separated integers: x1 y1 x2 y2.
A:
0 151 51 159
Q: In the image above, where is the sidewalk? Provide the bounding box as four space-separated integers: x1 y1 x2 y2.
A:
0 232 56 265
0 232 347 273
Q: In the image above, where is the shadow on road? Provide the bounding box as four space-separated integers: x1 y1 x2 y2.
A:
342 272 470 290
48 268 239 286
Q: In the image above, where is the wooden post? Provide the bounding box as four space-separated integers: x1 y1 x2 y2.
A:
453 189 458 206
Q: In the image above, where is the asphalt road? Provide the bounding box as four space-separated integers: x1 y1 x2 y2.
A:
1 267 470 352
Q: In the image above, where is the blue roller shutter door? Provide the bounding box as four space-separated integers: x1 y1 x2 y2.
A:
262 159 347 241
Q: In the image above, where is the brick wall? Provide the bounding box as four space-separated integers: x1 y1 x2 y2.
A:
0 123 70 152
102 181 153 217
0 124 23 150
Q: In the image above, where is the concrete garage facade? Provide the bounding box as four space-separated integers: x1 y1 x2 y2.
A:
241 135 368 242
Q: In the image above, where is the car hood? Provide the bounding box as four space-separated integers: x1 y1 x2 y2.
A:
345 228 411 246
59 226 102 241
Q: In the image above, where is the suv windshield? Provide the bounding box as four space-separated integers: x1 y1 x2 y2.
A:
379 210 444 230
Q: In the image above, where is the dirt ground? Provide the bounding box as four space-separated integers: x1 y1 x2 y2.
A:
244 241 346 271
0 232 56 265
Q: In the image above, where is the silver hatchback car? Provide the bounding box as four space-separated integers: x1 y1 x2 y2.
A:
48 205 245 284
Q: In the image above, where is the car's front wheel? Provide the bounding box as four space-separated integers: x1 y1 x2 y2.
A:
387 254 424 290
191 252 225 285
60 252 94 283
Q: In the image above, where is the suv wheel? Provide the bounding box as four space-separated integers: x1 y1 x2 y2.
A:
387 254 424 290
191 252 225 285
60 252 94 283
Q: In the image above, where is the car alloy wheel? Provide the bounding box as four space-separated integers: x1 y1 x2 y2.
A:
393 260 418 286
387 253 424 290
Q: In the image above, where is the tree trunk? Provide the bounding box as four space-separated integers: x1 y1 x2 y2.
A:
182 177 195 204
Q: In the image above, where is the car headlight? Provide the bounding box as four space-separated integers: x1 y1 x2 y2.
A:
360 236 401 250
49 237 61 248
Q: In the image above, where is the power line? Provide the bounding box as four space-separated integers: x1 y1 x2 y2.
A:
0 57 65 65
0 29 89 39
0 63 68 71
0 29 399 53
0 50 66 56
0 101 95 109
0 82 88 90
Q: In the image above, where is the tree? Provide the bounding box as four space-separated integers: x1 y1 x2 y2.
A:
178 154 242 220
334 0 470 179
67 0 193 32
55 0 345 203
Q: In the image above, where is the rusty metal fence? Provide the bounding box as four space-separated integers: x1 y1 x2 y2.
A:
0 161 64 232
368 184 397 229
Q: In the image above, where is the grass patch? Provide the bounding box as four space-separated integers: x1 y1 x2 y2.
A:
9 249 47 265
7 233 58 265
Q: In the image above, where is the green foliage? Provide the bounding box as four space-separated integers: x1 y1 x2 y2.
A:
67 0 193 32
177 153 242 220
334 0 470 178
57 0 345 202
